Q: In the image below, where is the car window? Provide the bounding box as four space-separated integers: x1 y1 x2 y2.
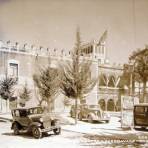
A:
15 110 20 117
37 107 43 114
19 110 27 117
28 107 43 114
11 111 14 116
29 109 33 114
135 106 145 113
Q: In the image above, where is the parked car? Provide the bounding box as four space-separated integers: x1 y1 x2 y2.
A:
11 106 61 138
70 104 110 123
134 103 148 129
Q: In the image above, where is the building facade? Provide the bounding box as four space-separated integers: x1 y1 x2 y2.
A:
0 33 125 112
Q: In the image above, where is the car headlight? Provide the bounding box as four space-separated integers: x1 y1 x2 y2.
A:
104 113 110 118
39 118 43 122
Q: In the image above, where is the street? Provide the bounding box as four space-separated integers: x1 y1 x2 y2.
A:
1 116 148 148
0 120 85 148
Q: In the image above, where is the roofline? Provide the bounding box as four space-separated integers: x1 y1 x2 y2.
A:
134 103 148 106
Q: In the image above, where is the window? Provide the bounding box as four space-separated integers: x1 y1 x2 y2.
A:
9 63 18 78
102 48 104 54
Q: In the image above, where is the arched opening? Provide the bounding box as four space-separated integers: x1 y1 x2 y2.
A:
107 99 115 111
98 99 105 111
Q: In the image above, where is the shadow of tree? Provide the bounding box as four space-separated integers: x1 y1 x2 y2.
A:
0 120 7 123
2 132 55 139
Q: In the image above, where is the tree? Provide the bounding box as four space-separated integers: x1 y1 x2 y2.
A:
60 28 97 124
129 48 148 102
118 64 131 95
33 64 59 112
19 83 31 107
0 76 17 109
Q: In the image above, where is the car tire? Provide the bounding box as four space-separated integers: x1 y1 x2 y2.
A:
32 126 42 139
106 120 109 123
13 123 20 135
88 115 93 123
53 128 61 135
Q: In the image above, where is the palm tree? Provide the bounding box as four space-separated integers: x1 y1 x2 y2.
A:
60 28 97 124
129 48 148 102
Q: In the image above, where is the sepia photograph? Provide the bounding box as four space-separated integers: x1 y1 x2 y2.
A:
0 0 148 147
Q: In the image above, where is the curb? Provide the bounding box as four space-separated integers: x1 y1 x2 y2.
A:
0 117 12 122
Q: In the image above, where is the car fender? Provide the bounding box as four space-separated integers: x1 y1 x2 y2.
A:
11 121 22 129
30 122 42 128
88 113 96 120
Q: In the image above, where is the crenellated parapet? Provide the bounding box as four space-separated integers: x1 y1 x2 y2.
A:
0 40 107 63
0 40 73 59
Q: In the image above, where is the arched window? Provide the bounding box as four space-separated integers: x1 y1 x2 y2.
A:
107 99 115 111
98 99 105 111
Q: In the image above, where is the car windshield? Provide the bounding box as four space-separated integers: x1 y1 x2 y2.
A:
28 107 43 115
88 105 100 109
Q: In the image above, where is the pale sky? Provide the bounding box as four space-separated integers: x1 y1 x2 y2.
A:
0 0 148 64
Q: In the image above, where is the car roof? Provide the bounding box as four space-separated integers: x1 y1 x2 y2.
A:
134 103 148 107
12 106 42 111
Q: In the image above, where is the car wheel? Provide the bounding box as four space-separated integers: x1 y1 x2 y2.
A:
53 128 61 135
13 123 20 135
141 127 146 130
106 120 109 123
88 115 93 123
32 126 42 139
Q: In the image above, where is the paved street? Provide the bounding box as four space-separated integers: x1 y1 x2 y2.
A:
0 120 86 148
1 117 148 148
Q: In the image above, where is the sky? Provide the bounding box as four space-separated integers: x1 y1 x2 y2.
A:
0 0 148 64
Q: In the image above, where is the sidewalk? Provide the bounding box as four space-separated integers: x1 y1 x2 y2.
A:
0 112 12 122
0 112 73 124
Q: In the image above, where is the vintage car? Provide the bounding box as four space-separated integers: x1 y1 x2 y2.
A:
70 104 110 123
134 103 148 129
11 106 61 138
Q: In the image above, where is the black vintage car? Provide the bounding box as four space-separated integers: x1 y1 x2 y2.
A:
70 104 110 123
11 106 61 138
134 103 148 129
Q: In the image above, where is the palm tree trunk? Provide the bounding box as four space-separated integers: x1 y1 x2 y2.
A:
0 97 2 112
75 97 78 125
6 99 8 112
143 81 147 103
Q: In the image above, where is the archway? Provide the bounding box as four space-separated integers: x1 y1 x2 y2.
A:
107 99 115 111
98 99 105 111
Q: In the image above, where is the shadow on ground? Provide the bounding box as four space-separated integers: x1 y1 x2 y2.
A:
2 132 56 139
81 132 148 147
